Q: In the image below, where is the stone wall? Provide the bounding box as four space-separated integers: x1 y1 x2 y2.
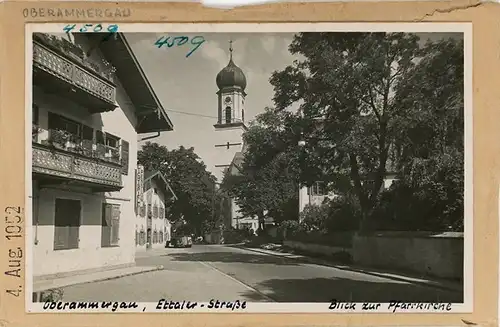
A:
283 231 464 280
352 232 464 280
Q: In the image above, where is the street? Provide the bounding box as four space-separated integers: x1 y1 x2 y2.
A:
60 245 463 303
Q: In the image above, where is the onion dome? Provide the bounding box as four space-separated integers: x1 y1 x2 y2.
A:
216 40 247 91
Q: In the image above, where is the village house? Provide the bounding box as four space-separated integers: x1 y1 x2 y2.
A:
135 166 177 251
31 32 173 279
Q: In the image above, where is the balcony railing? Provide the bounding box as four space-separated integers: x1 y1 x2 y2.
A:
32 128 123 192
32 34 117 113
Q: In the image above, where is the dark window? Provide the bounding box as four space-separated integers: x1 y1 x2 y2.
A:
81 125 93 141
33 104 39 124
54 198 81 250
242 108 244 122
159 231 164 244
81 125 94 156
120 140 129 175
101 203 120 247
225 106 232 124
105 133 119 148
153 230 158 244
48 112 80 136
96 130 105 145
308 181 326 196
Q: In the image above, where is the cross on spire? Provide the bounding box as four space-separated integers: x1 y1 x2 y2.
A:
229 39 233 60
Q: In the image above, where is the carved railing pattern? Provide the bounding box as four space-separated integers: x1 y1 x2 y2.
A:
33 42 116 105
32 143 122 188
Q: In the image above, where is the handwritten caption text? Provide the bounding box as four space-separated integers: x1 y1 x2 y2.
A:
42 299 248 312
329 299 453 313
154 35 206 58
4 206 24 298
63 24 119 34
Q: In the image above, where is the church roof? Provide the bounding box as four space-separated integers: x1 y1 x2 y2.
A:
216 41 247 91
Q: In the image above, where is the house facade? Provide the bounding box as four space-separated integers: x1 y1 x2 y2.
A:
224 152 259 232
31 32 173 278
135 167 177 251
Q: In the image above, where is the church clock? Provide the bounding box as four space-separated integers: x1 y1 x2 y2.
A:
224 96 232 105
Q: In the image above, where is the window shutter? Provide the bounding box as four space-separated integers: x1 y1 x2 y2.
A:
101 203 112 247
120 140 129 175
111 204 121 246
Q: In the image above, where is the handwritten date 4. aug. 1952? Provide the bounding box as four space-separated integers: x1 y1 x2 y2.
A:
4 206 24 298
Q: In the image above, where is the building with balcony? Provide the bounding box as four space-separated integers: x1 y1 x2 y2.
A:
134 166 177 251
31 32 174 279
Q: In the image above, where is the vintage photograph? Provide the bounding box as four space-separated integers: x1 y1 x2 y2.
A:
27 24 469 311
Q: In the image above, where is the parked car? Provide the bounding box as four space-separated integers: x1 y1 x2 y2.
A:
172 235 193 248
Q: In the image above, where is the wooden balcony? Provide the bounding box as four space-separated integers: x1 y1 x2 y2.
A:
32 142 123 192
32 35 117 113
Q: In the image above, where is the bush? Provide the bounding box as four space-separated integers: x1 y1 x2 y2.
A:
278 219 304 239
325 194 362 232
371 150 463 232
299 204 329 232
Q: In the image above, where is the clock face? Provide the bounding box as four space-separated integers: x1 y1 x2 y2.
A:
224 96 232 104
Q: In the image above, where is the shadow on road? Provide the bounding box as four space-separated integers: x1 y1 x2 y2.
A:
166 251 300 266
240 277 464 303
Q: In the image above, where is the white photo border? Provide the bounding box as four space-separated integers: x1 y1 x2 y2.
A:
25 22 473 314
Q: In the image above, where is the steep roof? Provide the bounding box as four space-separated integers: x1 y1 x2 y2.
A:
144 170 178 200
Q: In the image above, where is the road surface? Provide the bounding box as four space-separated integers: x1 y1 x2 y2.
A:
60 244 463 303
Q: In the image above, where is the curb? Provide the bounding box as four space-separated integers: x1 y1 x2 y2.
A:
237 246 463 294
33 265 164 300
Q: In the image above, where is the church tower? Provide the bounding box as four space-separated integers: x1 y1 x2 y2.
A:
212 40 248 183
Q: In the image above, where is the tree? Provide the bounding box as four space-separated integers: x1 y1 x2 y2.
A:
393 38 464 166
369 38 464 232
222 108 300 232
138 142 220 234
270 32 463 231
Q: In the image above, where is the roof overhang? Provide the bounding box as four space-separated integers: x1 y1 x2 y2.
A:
85 33 174 134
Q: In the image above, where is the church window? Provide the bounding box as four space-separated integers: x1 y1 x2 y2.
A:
242 108 245 122
225 106 232 124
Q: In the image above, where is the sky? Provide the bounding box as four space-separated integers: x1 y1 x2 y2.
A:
126 32 462 179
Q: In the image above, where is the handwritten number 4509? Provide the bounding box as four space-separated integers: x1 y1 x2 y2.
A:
63 24 119 34
155 35 206 58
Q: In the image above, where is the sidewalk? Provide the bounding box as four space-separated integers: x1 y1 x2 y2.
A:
236 244 463 293
33 264 163 294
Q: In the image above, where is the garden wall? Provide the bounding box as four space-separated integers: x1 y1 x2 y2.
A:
352 231 464 280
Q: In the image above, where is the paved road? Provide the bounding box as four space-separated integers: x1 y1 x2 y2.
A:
61 245 463 303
